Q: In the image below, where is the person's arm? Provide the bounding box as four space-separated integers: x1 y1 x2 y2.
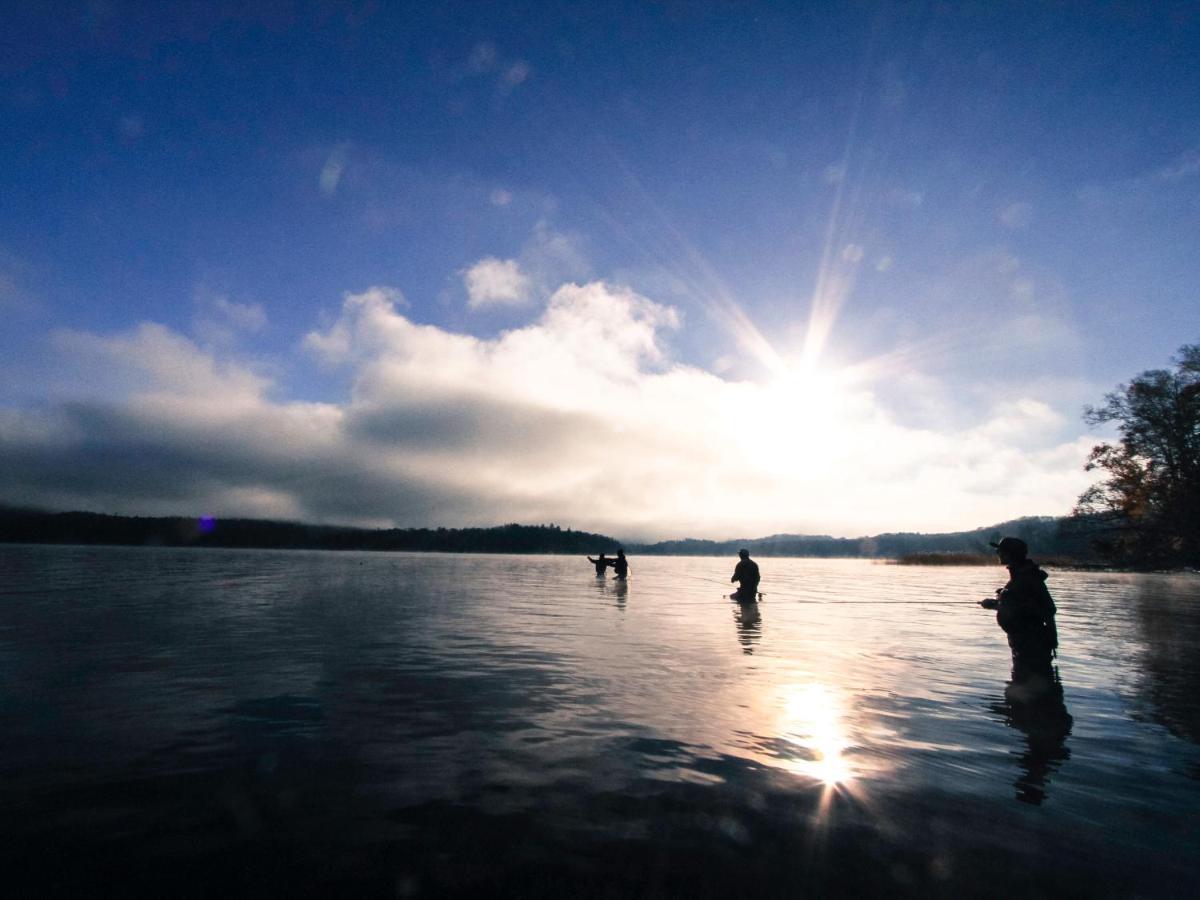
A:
980 586 1003 609
587 556 597 564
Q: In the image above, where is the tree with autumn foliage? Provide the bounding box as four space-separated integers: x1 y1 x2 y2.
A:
1075 343 1200 567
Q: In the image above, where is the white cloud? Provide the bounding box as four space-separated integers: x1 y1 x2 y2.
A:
213 295 267 332
490 188 513 207
521 222 590 286
51 322 271 402
462 257 533 308
1 281 1098 539
192 291 268 348
304 286 408 363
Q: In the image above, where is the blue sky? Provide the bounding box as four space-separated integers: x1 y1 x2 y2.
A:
2 1 1198 539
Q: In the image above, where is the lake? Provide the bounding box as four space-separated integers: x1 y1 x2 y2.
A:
1 545 1198 897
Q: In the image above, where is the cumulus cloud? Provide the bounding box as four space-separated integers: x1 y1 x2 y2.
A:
462 257 533 308
52 322 271 401
304 286 407 363
0 280 1097 539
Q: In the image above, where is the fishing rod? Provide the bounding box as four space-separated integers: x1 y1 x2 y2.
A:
764 591 974 606
627 573 979 606
679 573 735 587
788 600 971 605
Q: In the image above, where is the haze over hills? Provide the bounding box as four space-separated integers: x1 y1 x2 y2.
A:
638 516 1096 559
0 506 1100 561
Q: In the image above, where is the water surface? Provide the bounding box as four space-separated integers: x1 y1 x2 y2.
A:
2 546 1198 897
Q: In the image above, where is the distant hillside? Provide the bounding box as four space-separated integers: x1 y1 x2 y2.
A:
0 507 620 555
0 506 1104 561
630 515 1104 562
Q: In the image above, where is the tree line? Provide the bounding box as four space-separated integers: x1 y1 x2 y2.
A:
0 510 619 555
1075 342 1200 568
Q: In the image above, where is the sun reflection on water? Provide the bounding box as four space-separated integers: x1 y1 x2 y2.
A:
778 683 854 792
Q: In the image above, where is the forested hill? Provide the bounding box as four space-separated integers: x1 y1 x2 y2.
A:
1 506 1103 560
634 515 1101 560
0 507 620 555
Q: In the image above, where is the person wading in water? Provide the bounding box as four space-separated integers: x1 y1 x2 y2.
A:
586 553 611 577
611 548 630 580
730 548 761 602
980 537 1059 676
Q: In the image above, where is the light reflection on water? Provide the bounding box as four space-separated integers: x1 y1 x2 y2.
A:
1 546 1198 897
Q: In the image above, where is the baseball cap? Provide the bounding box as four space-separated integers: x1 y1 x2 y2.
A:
989 536 1028 558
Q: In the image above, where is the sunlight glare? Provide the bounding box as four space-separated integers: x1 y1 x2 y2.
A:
737 362 853 474
779 683 854 788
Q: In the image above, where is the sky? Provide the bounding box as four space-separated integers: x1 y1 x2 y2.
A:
1 1 1198 541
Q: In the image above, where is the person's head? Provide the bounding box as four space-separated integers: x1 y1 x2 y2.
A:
989 536 1028 565
738 548 750 559
599 552 607 558
616 548 625 557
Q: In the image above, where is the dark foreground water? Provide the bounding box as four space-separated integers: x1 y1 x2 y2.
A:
2 546 1199 898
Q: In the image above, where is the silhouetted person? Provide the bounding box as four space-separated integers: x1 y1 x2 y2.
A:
731 548 760 601
980 536 1058 665
586 553 611 577
612 548 630 580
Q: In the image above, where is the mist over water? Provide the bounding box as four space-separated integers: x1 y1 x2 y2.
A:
2 546 1198 897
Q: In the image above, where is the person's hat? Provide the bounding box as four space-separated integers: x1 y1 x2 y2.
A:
989 536 1028 558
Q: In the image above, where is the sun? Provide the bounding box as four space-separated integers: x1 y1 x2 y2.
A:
734 363 856 475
